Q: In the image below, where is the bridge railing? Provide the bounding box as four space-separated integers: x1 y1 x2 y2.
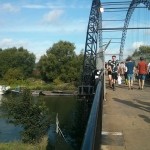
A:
81 71 104 150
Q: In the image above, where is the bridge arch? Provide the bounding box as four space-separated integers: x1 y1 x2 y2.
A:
82 0 102 86
119 0 150 61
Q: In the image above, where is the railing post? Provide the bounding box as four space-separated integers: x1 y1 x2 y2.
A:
81 73 104 150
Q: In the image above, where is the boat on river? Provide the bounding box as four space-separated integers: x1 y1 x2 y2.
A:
11 86 24 94
0 85 11 95
32 90 75 96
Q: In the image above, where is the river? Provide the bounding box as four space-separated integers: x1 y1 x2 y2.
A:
0 94 86 150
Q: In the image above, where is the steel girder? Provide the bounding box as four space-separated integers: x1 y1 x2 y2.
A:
82 0 102 86
119 0 150 61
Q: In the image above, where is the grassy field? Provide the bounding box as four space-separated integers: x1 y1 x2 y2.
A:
0 137 48 150
0 78 77 91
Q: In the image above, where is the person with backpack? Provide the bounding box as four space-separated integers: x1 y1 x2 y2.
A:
125 57 135 90
110 55 118 91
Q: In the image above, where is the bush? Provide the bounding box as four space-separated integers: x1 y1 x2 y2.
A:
1 89 50 143
3 68 24 84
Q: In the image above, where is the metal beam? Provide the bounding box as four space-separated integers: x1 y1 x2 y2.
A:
103 38 121 39
103 42 121 43
82 0 101 86
104 10 128 12
119 0 150 61
104 6 147 9
102 20 125 21
105 53 120 55
99 27 150 30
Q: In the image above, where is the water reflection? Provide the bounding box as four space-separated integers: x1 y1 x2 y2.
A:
0 94 91 149
0 119 22 142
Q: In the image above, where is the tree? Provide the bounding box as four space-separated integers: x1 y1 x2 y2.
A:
3 68 24 84
132 45 150 63
38 41 84 83
0 47 36 79
1 89 50 143
132 45 150 57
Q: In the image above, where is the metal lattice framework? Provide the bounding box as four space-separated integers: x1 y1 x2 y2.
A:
119 0 150 60
82 0 102 86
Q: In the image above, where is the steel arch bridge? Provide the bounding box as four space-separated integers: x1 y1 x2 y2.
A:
82 0 102 87
119 0 150 60
80 0 150 94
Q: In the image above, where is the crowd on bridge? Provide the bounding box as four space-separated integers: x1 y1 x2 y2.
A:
105 55 150 91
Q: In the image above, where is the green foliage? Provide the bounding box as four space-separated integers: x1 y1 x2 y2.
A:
130 45 150 65
38 41 84 84
53 78 64 85
0 136 48 150
132 45 150 56
0 47 35 79
132 45 150 60
1 89 50 143
3 68 24 84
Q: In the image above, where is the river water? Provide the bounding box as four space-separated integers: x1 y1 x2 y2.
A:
0 94 86 150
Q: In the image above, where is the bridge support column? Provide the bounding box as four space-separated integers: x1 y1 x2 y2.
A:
119 53 123 61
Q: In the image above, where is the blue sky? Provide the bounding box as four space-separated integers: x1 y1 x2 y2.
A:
101 0 150 61
0 0 91 61
0 0 149 62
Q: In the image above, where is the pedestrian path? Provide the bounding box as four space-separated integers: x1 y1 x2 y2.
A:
100 79 150 150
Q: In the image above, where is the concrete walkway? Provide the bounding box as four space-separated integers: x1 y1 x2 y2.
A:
100 79 150 150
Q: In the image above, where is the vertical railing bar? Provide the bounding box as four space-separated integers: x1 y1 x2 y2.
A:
81 76 103 150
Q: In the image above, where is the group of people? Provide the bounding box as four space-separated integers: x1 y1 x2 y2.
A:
105 55 150 91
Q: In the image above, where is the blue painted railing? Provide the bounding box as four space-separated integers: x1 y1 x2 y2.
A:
81 73 104 150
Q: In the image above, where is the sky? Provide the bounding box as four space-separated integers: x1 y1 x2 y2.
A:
0 0 91 61
0 0 150 62
101 0 150 61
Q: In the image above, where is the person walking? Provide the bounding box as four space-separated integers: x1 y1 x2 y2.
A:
137 57 148 90
110 55 118 91
118 61 125 76
148 62 150 79
124 65 128 85
125 57 135 90
107 60 112 88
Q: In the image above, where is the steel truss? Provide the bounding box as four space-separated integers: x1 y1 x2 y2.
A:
82 0 102 86
119 0 150 60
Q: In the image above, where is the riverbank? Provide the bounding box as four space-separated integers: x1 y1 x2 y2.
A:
9 89 77 96
3 79 78 96
0 78 77 92
0 136 47 150
31 90 77 96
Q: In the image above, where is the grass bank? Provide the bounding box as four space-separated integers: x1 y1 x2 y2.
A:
0 78 77 91
0 137 48 150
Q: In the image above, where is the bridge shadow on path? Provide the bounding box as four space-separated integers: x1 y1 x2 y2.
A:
138 114 150 124
113 98 150 123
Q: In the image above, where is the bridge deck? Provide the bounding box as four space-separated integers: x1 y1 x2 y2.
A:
100 78 150 150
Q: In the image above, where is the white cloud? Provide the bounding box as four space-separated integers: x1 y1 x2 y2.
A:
46 1 90 9
0 38 51 62
132 41 144 50
0 19 87 34
22 3 75 10
22 4 46 9
0 38 28 49
1 3 19 12
42 9 64 24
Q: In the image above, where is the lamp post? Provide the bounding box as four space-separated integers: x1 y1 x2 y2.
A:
100 7 104 13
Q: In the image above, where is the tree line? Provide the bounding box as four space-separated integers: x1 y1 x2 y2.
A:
0 41 84 86
131 45 150 63
1 41 150 86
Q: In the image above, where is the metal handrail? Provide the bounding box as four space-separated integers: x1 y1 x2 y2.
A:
81 74 104 150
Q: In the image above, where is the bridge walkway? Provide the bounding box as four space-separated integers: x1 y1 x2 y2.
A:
100 78 150 150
